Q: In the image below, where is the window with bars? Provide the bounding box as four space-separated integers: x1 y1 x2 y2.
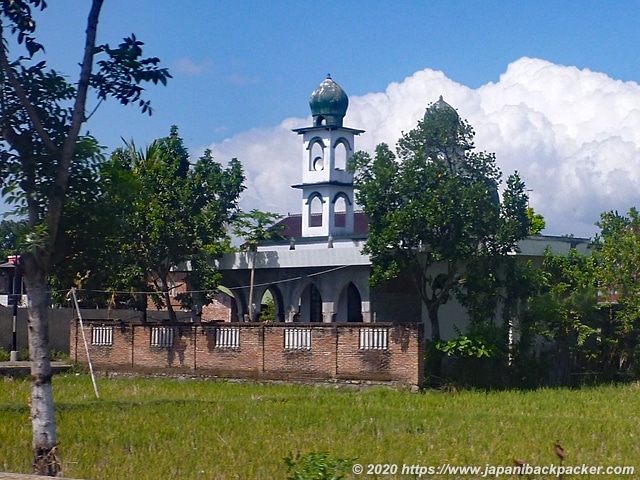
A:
151 326 174 348
91 326 114 346
359 327 389 350
214 326 240 349
284 328 312 350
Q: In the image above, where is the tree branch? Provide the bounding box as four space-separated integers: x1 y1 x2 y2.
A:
0 24 59 155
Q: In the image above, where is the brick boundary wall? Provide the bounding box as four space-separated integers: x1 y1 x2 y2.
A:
70 321 425 386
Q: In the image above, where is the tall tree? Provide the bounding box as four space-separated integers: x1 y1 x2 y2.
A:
350 99 530 342
0 1 170 474
111 127 245 322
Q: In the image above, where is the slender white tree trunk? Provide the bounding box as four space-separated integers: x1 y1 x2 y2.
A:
24 266 60 476
248 250 256 321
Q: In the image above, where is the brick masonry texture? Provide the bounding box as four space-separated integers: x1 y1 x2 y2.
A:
70 321 425 386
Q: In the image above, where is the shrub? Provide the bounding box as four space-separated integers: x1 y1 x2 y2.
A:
284 452 354 480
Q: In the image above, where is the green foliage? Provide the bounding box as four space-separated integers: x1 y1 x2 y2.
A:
514 209 640 383
0 0 170 293
284 452 354 480
0 219 28 261
516 247 602 385
525 248 599 344
45 137 147 307
91 34 171 115
0 348 71 362
49 349 70 362
436 331 495 359
232 209 285 320
259 295 276 322
430 322 508 388
527 207 546 234
232 209 285 252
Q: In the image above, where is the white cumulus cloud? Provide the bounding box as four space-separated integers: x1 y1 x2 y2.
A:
208 57 640 238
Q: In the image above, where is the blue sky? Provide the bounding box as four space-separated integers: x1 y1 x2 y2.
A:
21 1 640 237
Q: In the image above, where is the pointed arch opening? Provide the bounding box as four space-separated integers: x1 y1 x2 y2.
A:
309 138 325 171
335 282 362 323
297 283 323 322
308 193 323 227
333 138 350 171
333 194 347 228
257 285 285 322
216 285 242 322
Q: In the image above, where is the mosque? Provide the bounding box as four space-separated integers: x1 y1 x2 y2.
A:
215 75 592 340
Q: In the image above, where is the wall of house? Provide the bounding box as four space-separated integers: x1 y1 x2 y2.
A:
70 321 424 386
0 299 236 356
0 306 80 353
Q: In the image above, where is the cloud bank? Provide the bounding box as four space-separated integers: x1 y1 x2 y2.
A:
208 57 640 238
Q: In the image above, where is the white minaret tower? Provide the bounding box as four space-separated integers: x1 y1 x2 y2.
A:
292 75 364 238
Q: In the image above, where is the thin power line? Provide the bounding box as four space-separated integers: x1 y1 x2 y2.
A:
69 264 351 297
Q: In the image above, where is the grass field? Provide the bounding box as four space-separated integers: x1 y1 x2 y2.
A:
0 374 639 479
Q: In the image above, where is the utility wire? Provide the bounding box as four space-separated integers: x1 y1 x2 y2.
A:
69 264 351 297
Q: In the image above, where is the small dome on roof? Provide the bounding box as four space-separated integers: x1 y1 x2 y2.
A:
310 74 349 127
425 95 459 120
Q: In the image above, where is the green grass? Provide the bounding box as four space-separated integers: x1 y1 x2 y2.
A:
1 375 639 479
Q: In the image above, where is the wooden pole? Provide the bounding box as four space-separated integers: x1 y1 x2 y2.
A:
70 287 100 399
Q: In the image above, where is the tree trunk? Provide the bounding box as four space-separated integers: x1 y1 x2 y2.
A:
24 265 60 476
428 303 441 342
427 303 444 379
248 250 256 322
164 288 177 323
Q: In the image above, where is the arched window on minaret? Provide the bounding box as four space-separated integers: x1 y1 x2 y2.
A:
309 193 323 227
309 138 325 171
334 194 347 228
333 138 350 171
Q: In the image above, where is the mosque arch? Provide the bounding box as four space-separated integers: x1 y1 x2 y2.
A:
256 284 285 322
307 192 324 227
308 137 325 171
333 193 348 228
333 137 351 171
216 284 245 322
335 281 363 323
296 282 323 323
